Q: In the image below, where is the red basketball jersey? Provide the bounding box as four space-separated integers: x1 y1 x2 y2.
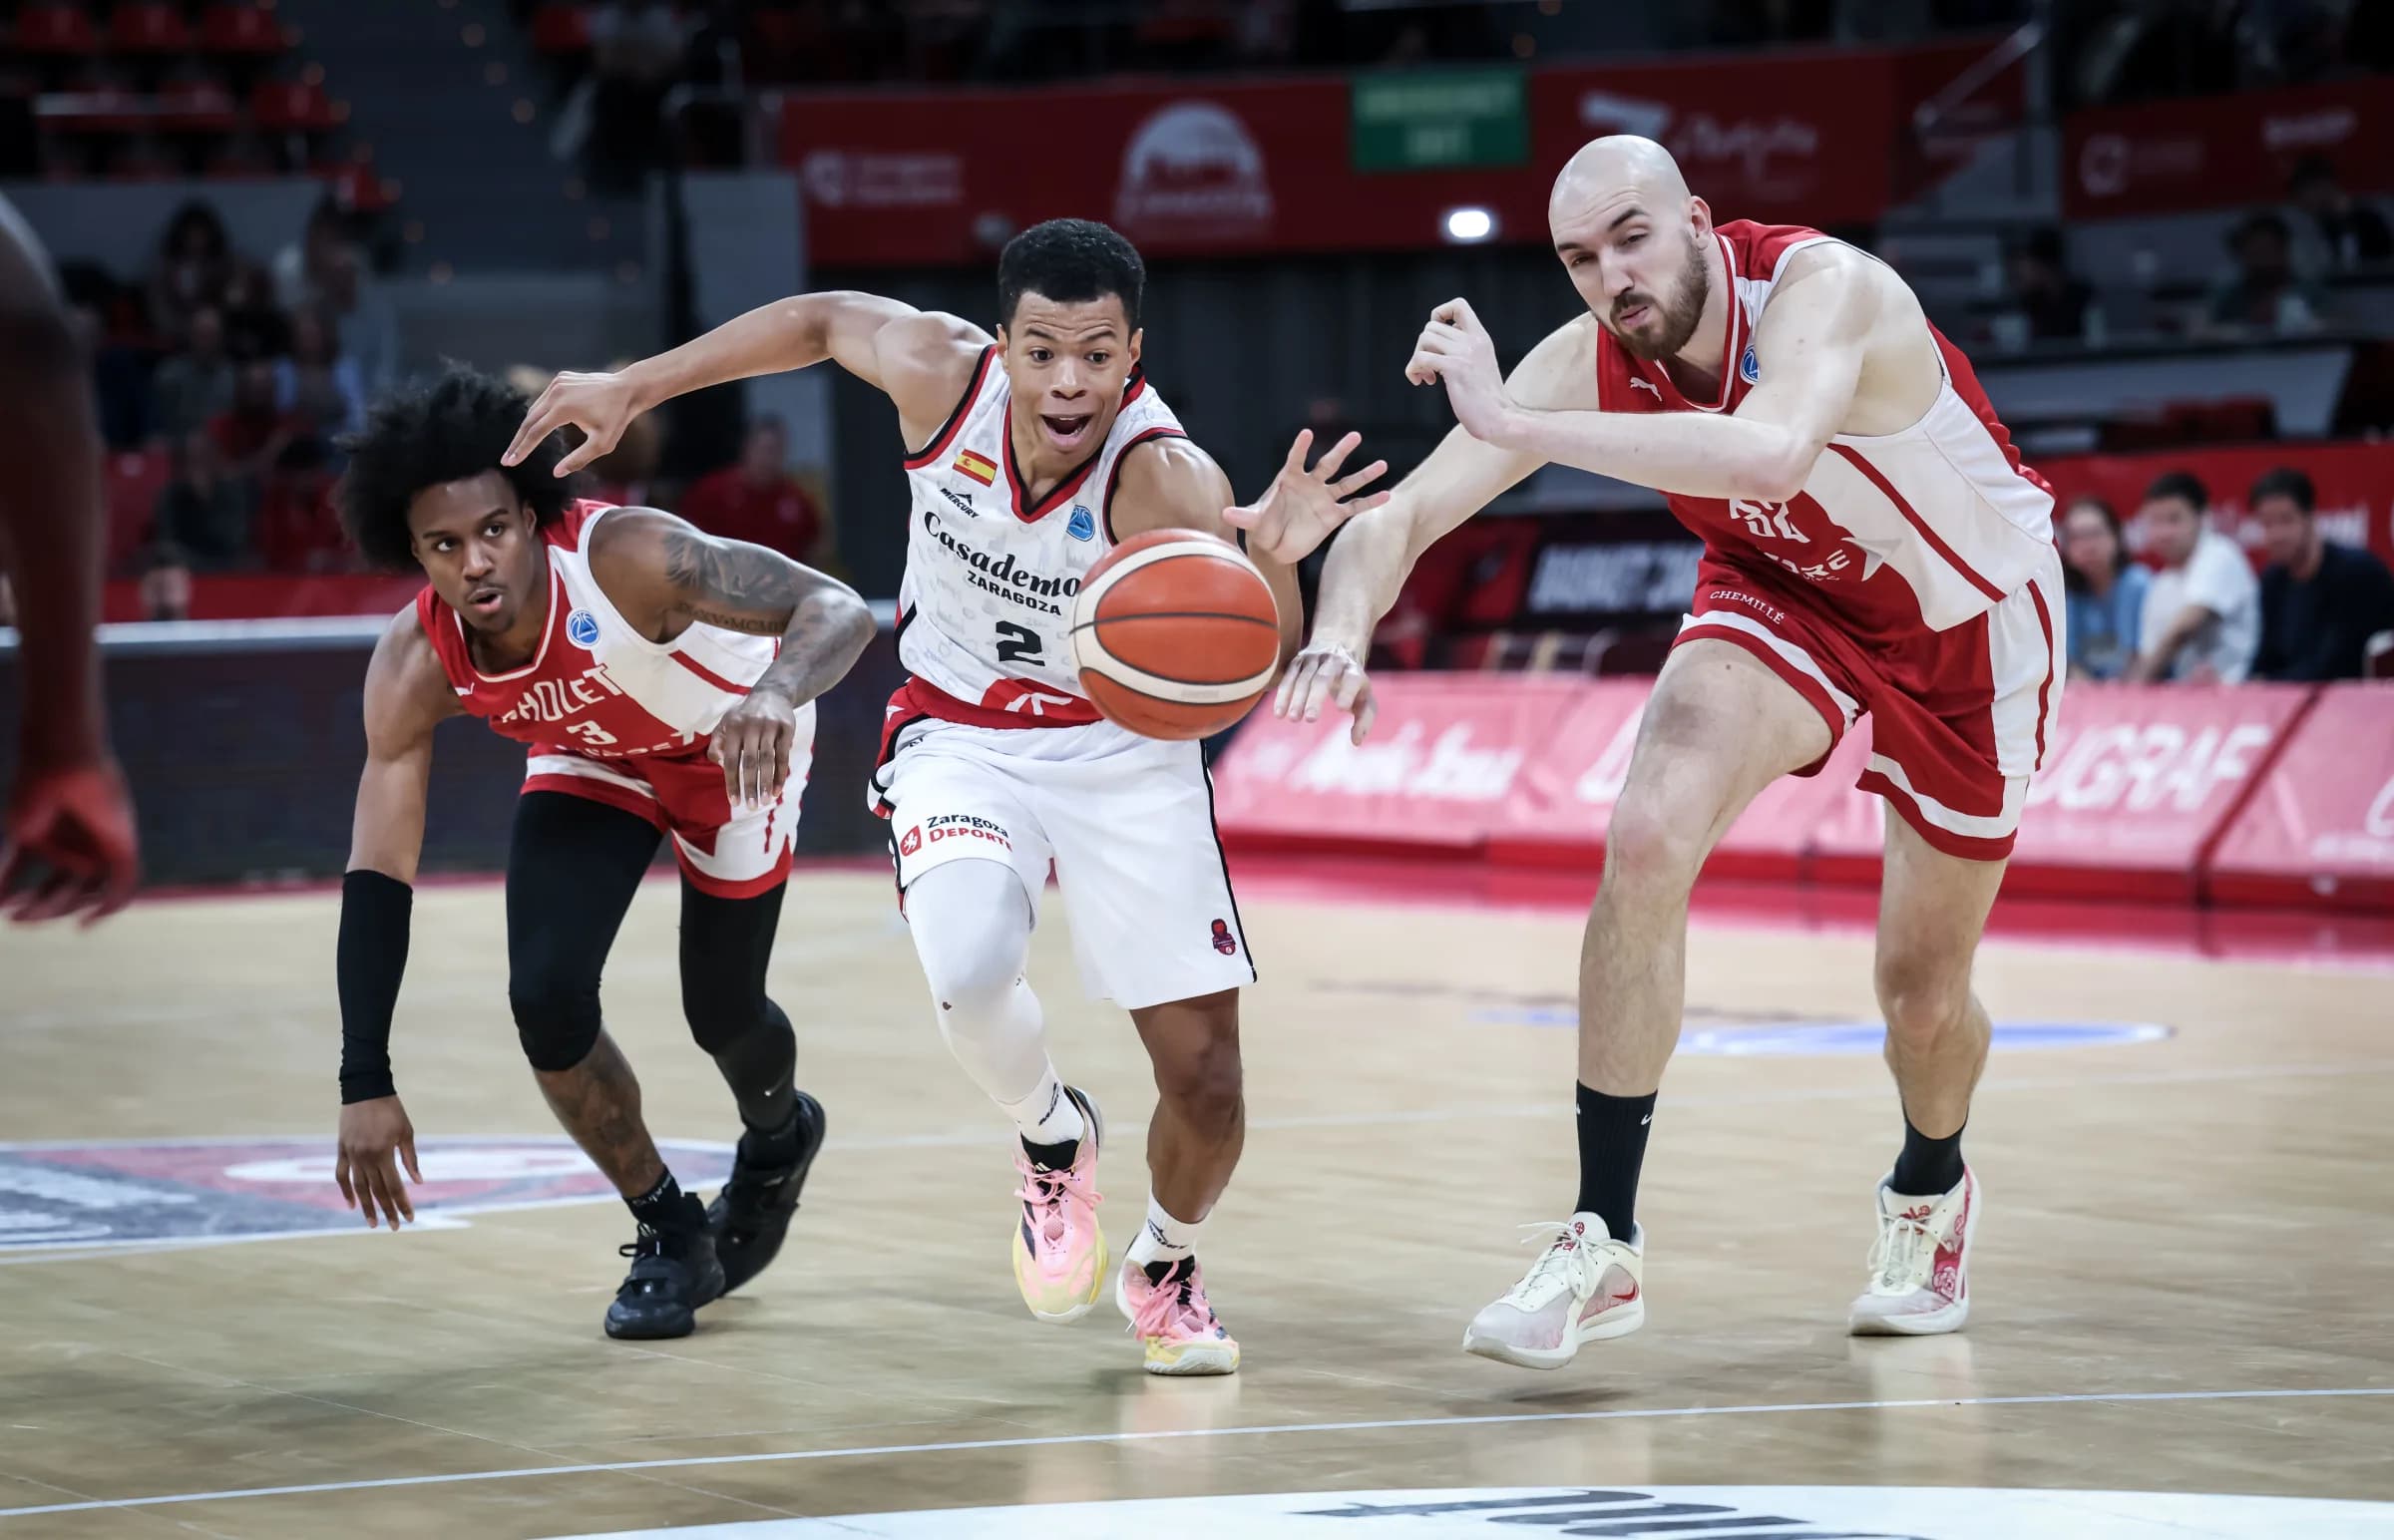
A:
416 500 778 765
1594 220 2055 638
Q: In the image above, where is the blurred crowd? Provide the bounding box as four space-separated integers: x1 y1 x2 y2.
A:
1985 157 2391 352
2061 466 2394 685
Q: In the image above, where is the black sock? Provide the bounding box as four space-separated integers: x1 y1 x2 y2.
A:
626 1169 699 1232
1021 1133 1079 1171
1890 1116 1965 1197
1573 1082 1657 1240
740 1103 804 1165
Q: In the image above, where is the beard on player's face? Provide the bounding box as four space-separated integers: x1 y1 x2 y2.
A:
1604 228 1711 363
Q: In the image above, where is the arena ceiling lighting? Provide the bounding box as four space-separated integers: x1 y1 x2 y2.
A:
1442 206 1496 243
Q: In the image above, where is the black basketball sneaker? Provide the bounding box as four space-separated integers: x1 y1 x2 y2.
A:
604 1195 727 1341
706 1089 827 1294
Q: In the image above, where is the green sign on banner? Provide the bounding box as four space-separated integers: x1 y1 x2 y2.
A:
1351 68 1529 173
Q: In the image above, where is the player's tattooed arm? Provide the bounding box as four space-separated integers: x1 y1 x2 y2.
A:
594 506 876 809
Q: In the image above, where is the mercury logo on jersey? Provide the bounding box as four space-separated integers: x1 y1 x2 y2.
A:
922 511 1082 616
495 663 628 728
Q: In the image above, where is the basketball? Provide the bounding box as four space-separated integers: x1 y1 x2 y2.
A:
1068 529 1282 740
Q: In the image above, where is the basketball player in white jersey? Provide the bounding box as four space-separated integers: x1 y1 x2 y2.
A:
507 218 1387 1373
1236 138 2063 1367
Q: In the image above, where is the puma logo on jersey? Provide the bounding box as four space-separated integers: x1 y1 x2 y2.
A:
941 488 977 519
1629 377 1663 399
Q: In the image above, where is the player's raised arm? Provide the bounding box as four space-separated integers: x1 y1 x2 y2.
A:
589 508 876 810
502 292 990 475
1267 315 1596 742
335 607 462 1230
1112 434 1390 666
1415 245 1877 503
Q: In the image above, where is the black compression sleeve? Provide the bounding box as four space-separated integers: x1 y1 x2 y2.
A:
338 869 413 1103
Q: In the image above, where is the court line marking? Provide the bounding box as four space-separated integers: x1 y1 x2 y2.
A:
3 1387 2392 1520
10 1060 2394 1266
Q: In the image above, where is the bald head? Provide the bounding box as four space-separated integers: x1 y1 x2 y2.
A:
1552 136 1690 216
1548 136 1718 363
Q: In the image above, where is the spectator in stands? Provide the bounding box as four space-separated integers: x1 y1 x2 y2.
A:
152 428 251 571
217 259 288 362
2201 211 2332 336
677 416 825 564
2249 466 2394 681
272 306 366 445
136 542 194 622
2288 156 2393 271
587 0 685 191
2128 470 2260 684
2060 495 2149 680
210 359 294 489
1997 226 2096 347
151 305 237 442
136 548 192 619
146 200 235 346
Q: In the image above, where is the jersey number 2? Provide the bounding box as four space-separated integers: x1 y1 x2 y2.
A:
994 621 1044 666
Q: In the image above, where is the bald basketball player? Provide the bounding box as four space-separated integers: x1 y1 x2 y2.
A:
0 193 139 924
1232 138 2062 1367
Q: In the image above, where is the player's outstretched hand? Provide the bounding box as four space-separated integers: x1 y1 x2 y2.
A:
1273 638 1377 745
335 1095 422 1231
503 370 640 478
1404 297 1513 444
710 685 798 813
0 755 139 927
1222 429 1392 565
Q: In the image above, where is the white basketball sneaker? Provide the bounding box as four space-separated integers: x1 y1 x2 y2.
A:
1849 1167 1979 1336
1461 1214 1645 1370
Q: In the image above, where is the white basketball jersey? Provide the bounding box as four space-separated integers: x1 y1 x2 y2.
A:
895 346 1186 720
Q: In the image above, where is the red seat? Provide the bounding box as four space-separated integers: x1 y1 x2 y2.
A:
104 446 175 572
13 4 101 55
531 2 592 54
200 2 290 55
157 78 241 134
111 1 194 52
250 78 337 132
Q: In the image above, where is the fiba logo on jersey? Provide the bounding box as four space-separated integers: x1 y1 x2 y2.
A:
567 608 600 648
1740 343 1760 384
1115 102 1272 240
1067 505 1096 542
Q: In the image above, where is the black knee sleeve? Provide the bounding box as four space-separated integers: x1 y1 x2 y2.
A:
511 971 604 1072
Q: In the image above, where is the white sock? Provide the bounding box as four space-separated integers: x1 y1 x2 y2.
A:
1126 1196 1203 1271
998 1070 1084 1148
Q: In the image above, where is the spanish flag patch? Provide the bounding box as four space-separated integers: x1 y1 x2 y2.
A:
954 449 998 486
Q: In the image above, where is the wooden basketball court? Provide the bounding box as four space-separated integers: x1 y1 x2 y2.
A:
3 867 2392 1538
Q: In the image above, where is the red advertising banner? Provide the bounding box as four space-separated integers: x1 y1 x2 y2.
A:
2037 441 2394 575
98 573 426 622
1207 674 1588 856
779 41 2014 266
2207 684 2394 911
1211 674 2379 909
2063 78 2393 220
1808 681 2314 901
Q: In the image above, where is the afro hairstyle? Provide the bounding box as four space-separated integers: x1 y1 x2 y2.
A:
336 365 572 572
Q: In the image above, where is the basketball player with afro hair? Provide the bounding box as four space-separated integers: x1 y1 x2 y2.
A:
333 365 876 1341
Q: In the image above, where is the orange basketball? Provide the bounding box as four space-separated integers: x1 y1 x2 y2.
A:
1068 529 1282 740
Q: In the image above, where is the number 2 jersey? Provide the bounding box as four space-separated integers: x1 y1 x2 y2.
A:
892 345 1187 726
